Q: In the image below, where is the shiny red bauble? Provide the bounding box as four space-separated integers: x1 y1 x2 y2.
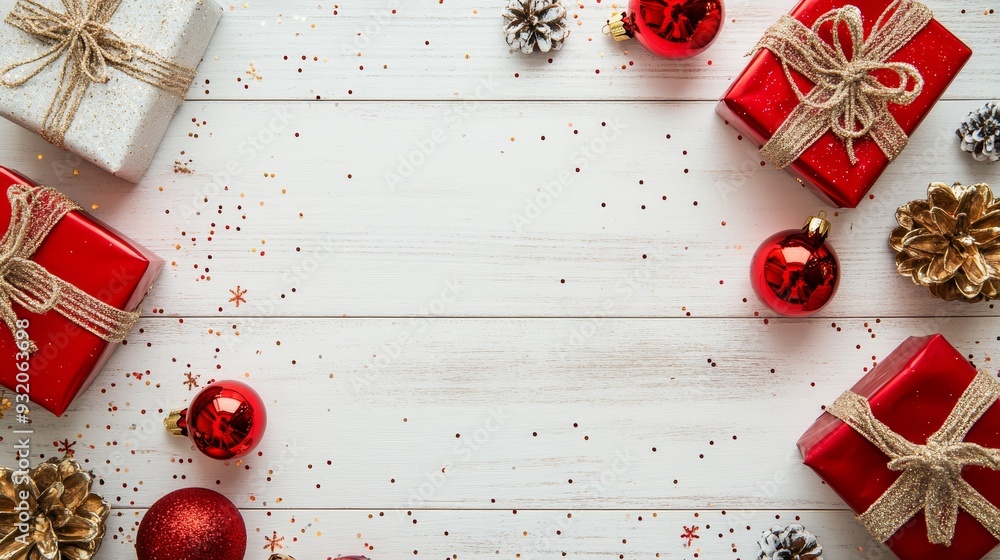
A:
165 379 267 460
136 488 246 560
750 215 840 317
607 0 724 59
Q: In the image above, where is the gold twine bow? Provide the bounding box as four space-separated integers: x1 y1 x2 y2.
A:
0 184 139 353
828 370 1000 547
751 0 932 169
0 0 196 147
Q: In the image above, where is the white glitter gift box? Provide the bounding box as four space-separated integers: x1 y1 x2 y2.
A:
0 0 222 182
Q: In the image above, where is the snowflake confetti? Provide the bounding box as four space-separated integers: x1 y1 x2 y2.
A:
264 531 286 552
681 525 700 547
183 372 201 390
229 285 248 307
55 439 77 456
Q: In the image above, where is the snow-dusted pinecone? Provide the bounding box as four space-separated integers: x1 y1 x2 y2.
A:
957 102 1000 163
757 524 824 560
502 0 570 54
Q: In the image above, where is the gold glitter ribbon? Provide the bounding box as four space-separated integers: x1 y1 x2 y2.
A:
751 0 932 169
0 0 196 148
827 370 1000 547
0 184 139 353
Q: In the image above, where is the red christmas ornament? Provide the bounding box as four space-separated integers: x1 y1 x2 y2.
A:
136 488 246 560
750 214 840 317
165 379 267 460
605 0 724 59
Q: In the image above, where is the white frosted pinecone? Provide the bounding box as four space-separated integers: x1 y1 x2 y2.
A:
757 523 824 560
502 0 570 54
957 102 1000 163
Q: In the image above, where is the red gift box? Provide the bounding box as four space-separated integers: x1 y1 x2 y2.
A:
717 0 972 208
798 334 1000 560
0 166 162 416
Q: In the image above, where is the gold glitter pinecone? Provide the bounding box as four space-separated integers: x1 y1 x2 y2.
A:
0 456 109 560
890 182 1000 302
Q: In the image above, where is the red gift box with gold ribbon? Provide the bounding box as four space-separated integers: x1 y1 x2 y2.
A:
717 0 971 208
0 166 162 416
798 334 1000 560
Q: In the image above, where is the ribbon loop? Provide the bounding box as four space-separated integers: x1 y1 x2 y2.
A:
4 257 62 314
0 0 196 148
0 185 140 354
828 370 1000 547
752 0 933 168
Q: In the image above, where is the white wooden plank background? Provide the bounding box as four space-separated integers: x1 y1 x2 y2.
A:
2 0 1000 559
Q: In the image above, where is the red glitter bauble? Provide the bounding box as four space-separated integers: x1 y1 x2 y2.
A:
135 488 246 560
608 0 724 59
166 380 267 460
750 215 840 317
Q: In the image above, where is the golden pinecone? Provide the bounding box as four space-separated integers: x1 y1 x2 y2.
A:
0 456 109 560
889 182 1000 302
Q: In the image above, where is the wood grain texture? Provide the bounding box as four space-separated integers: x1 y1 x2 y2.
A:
13 317 1000 511
186 0 997 101
1 0 999 558
1 100 999 319
101 509 893 559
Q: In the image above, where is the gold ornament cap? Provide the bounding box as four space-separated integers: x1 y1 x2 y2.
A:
164 409 186 436
803 211 831 239
604 12 632 42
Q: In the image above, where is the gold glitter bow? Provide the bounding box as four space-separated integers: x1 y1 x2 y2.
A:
0 184 139 353
751 0 932 169
828 369 1000 547
0 0 196 148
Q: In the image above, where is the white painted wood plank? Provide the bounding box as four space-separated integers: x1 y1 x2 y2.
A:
103 509 914 560
187 0 996 101
1 100 998 318
6 317 998 511
2 1 999 556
